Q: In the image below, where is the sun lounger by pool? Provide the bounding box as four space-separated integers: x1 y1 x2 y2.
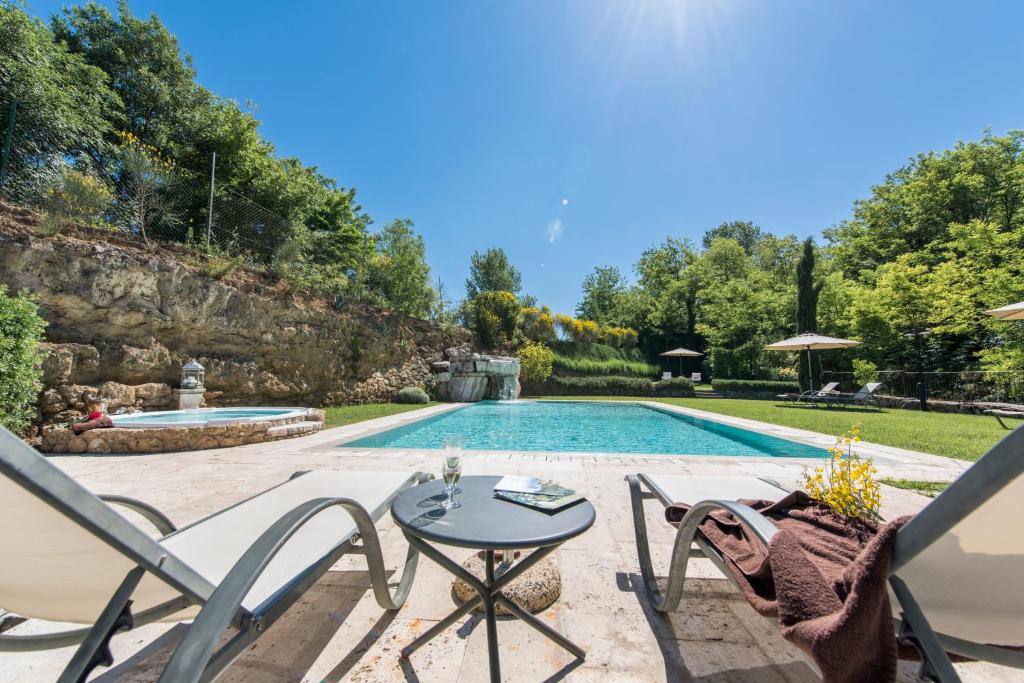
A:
985 408 1024 429
809 381 882 410
627 424 1024 682
779 381 840 404
0 426 429 683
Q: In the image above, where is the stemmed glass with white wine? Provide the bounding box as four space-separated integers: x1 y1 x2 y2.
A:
440 434 463 510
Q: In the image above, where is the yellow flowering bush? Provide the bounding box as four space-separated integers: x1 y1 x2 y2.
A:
521 306 556 342
801 424 882 520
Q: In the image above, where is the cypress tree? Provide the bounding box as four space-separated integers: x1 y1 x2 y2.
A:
796 238 823 391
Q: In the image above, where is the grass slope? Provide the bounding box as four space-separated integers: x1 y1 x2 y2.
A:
323 402 437 429
542 396 1005 460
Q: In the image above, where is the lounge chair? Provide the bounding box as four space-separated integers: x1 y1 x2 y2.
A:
691 372 703 383
0 426 429 683
811 381 882 410
778 381 840 404
627 424 1024 682
985 408 1024 429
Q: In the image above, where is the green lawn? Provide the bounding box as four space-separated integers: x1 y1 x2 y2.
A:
541 396 1006 461
880 479 951 497
322 402 438 429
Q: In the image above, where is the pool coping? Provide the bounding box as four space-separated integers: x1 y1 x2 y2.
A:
313 400 969 476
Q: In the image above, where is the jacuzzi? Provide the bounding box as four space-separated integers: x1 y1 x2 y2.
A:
108 407 309 429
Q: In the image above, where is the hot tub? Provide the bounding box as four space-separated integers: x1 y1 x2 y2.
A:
109 407 309 429
42 407 325 454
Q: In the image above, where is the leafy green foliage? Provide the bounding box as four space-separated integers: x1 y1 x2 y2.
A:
551 354 659 378
520 305 556 342
880 479 950 498
518 341 554 386
39 168 113 233
465 247 521 299
795 238 823 391
396 386 430 404
536 375 693 397
712 379 800 394
466 291 521 348
0 287 47 433
852 359 878 387
2 3 437 318
577 266 626 324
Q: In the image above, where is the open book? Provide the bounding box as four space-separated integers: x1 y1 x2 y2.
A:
492 476 585 511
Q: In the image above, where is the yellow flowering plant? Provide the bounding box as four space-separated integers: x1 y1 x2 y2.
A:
801 424 882 521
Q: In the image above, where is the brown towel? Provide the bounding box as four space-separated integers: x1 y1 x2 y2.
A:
72 416 114 434
666 491 910 683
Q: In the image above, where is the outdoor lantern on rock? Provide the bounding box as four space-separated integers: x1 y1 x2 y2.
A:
181 359 205 389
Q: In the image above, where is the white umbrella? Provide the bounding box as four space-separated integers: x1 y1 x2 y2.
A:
984 301 1024 321
659 347 704 377
765 333 862 391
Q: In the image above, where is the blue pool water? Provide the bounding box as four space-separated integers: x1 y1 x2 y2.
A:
343 401 827 457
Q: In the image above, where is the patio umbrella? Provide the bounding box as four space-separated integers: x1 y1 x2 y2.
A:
984 301 1024 321
659 347 704 377
764 333 861 392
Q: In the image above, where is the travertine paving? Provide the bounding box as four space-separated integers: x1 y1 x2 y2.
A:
3 403 1017 682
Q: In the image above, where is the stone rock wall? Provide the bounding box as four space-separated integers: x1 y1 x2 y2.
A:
0 203 467 424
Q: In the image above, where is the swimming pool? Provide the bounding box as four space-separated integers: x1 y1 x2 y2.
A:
109 407 307 429
342 401 828 458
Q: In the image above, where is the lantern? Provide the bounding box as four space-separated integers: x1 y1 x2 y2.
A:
181 359 205 389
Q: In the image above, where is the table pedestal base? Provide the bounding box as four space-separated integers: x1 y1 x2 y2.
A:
400 535 584 683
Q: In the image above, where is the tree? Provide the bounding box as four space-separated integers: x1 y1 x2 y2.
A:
465 248 521 299
466 291 520 349
0 5 114 198
795 238 823 390
702 220 765 255
0 286 47 434
576 266 625 324
365 219 433 318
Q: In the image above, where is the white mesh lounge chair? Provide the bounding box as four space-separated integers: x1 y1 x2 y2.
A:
815 381 882 410
627 425 1024 682
0 426 429 683
779 381 840 404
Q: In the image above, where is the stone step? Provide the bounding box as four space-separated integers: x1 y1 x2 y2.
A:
267 421 323 438
694 390 723 398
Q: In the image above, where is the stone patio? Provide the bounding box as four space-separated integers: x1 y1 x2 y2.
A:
3 402 1019 682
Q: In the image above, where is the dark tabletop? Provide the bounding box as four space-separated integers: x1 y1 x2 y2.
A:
391 475 596 550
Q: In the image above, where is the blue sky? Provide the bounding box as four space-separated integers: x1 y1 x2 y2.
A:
29 1 1024 314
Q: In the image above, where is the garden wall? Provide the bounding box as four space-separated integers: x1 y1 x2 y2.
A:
0 203 467 426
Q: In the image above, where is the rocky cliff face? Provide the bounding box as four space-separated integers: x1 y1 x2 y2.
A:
0 203 466 422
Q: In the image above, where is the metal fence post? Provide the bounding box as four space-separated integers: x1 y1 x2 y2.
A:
206 151 216 246
0 100 17 199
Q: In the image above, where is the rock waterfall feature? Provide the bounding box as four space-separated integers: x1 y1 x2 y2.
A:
432 354 521 402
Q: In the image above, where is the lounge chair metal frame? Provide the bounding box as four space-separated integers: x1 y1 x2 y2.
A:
780 382 840 405
0 428 428 683
628 426 1024 683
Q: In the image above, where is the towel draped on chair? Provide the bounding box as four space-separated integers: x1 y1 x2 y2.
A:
667 491 911 683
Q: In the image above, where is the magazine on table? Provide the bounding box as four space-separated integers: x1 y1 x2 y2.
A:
493 476 584 511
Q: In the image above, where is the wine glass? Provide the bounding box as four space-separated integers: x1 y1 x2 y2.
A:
440 435 463 510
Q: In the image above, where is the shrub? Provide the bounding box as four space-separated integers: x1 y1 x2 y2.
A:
602 326 639 348
519 341 554 387
712 379 800 395
396 386 430 404
653 377 695 395
540 375 655 396
39 168 113 234
0 287 47 434
852 359 878 387
802 425 881 521
551 354 660 378
467 291 520 348
521 306 556 342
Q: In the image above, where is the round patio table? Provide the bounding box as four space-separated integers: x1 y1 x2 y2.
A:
391 475 595 683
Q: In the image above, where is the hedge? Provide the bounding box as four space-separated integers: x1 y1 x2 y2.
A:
711 379 800 395
531 375 694 397
551 354 660 378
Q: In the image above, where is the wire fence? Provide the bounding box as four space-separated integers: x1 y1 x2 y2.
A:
0 99 296 270
822 370 1024 405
